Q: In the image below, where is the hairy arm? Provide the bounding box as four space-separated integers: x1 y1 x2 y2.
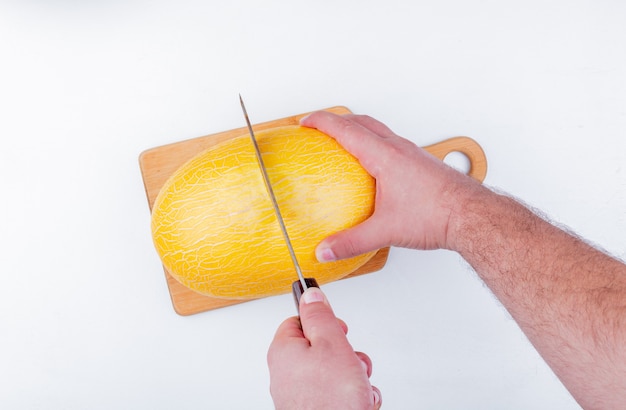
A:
300 111 626 409
449 187 626 409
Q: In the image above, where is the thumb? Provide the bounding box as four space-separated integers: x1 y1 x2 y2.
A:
298 288 347 345
316 216 387 262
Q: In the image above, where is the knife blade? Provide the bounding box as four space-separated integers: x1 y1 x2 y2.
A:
238 95 318 312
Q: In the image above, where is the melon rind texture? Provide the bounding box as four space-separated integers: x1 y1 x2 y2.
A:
151 125 376 299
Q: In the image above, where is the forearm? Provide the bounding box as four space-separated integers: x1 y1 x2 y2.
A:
301 111 626 408
449 185 626 409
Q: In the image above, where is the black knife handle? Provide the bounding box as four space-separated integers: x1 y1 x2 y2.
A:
292 278 320 314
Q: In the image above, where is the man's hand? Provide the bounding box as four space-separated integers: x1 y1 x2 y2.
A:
302 111 626 408
267 287 382 410
300 111 481 262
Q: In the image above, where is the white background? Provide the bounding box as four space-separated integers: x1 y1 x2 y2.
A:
1 1 625 409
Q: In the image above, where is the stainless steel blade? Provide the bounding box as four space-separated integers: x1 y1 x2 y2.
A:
239 95 308 291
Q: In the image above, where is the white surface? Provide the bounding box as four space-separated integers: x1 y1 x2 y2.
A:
1 1 624 409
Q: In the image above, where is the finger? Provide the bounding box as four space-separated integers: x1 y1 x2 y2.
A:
316 214 389 261
355 351 373 377
298 287 348 346
267 316 307 366
300 111 387 175
337 318 349 335
345 114 397 139
271 316 306 345
372 386 383 410
271 316 304 341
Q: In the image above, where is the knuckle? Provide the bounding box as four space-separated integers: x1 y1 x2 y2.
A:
341 236 363 258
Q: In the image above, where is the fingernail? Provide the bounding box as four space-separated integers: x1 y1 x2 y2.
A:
302 287 326 304
316 246 336 263
299 114 311 124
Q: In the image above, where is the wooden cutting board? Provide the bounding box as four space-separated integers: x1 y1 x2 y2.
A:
139 106 487 315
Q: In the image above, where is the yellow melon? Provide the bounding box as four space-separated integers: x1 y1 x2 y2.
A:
151 125 376 299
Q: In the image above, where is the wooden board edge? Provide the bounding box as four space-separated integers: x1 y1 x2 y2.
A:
167 246 391 316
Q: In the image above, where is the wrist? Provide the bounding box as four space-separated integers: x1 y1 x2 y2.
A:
443 178 495 252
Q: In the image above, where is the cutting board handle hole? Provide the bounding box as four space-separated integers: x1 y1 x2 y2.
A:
443 151 471 174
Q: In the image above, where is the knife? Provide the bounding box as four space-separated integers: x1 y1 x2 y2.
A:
239 95 319 313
